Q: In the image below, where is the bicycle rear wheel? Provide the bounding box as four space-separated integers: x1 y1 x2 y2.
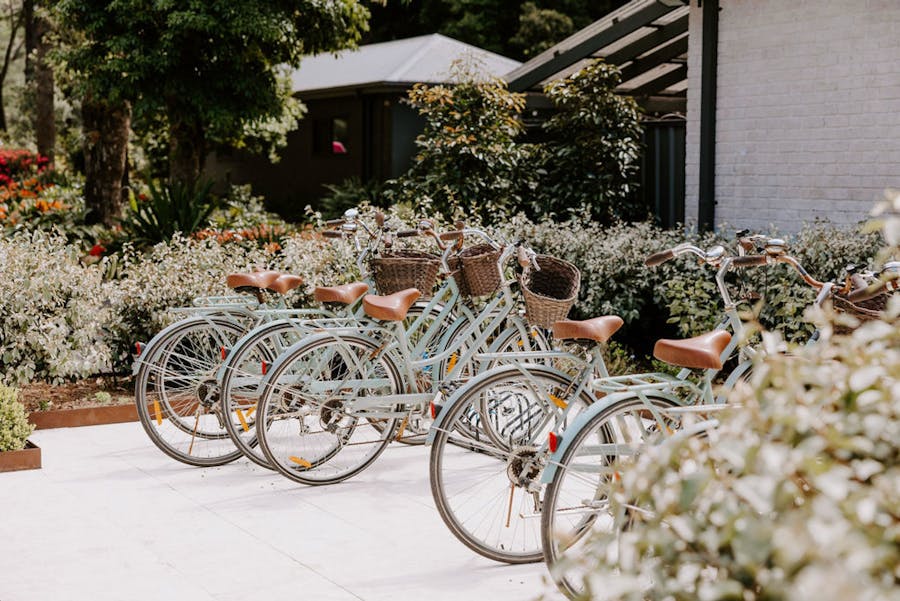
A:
219 320 313 468
429 365 592 564
134 316 246 467
256 333 402 485
541 395 680 599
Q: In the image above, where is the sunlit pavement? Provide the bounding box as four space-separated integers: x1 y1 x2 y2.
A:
0 422 560 601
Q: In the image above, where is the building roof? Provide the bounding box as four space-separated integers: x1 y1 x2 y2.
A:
506 0 688 101
291 34 522 96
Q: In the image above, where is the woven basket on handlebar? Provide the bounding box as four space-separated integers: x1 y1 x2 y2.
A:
372 249 441 296
832 292 888 335
448 243 503 297
520 255 580 328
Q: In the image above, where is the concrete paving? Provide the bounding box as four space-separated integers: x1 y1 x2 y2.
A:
0 423 560 601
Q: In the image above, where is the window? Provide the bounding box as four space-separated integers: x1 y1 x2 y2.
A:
313 116 350 155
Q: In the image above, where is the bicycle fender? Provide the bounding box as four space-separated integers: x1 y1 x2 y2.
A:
425 362 576 446
215 318 305 383
540 389 680 484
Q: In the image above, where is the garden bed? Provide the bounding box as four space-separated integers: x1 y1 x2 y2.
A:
0 441 41 472
21 378 137 430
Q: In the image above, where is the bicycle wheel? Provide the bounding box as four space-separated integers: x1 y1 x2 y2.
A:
134 316 247 467
219 320 314 468
429 365 593 564
256 333 402 485
541 395 681 599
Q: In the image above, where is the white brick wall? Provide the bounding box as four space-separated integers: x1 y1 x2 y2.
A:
684 0 900 232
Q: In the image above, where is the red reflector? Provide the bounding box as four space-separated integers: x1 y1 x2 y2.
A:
430 402 437 419
135 342 142 356
261 361 268 376
548 431 560 453
220 346 227 360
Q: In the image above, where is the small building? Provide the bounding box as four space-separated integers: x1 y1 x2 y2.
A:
508 0 900 231
205 34 520 218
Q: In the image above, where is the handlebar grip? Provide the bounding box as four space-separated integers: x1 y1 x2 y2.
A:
644 249 675 267
397 229 419 238
732 255 769 268
322 230 344 239
374 212 385 227
326 218 345 226
847 282 887 303
517 245 531 268
440 231 464 242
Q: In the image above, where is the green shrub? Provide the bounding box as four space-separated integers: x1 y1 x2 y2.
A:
387 62 535 221
567 309 900 601
121 179 217 246
0 384 34 452
534 60 644 221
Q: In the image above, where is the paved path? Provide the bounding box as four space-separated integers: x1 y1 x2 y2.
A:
0 423 559 601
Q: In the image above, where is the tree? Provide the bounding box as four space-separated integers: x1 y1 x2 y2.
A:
510 2 574 59
55 0 369 224
0 0 24 133
23 0 55 161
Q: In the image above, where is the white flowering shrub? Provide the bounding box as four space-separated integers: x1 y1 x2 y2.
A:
0 230 112 385
0 384 33 452
567 311 900 601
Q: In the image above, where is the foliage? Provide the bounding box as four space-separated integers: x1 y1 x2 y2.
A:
319 177 385 220
367 0 627 60
391 60 643 223
0 230 112 385
569 309 900 601
119 179 217 247
510 2 574 58
534 60 644 221
0 384 33 452
54 0 370 180
388 63 534 221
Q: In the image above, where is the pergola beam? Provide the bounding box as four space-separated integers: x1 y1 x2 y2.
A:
507 1 680 91
618 34 688 83
603 14 689 66
626 64 687 97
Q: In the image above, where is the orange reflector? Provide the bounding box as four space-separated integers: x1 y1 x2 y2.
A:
261 361 268 375
549 394 567 409
430 402 437 419
235 409 250 432
446 353 458 372
548 431 560 453
517 339 524 347
289 456 312 468
153 400 163 426
135 342 143 356
220 346 227 360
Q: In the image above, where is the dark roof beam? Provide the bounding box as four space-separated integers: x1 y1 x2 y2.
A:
618 35 688 83
507 1 678 91
603 14 689 66
626 64 687 97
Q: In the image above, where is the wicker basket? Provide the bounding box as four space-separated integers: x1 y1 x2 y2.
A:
520 255 580 328
832 292 888 334
449 243 503 297
372 249 441 296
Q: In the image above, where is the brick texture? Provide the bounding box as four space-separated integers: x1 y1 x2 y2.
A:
684 0 900 232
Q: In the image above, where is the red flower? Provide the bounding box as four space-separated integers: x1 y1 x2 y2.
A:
89 244 106 257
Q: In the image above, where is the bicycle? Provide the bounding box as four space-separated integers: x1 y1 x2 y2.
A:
132 209 383 467
539 243 899 598
252 224 552 486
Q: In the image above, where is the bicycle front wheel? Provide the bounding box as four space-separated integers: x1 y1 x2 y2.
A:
429 365 593 564
256 333 402 485
541 395 681 599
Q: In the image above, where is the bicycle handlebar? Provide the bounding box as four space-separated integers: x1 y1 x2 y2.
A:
731 255 769 267
322 230 344 239
645 249 675 267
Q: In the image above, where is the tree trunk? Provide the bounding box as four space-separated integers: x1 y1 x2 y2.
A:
33 13 55 161
83 99 131 227
22 0 33 80
168 115 205 185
